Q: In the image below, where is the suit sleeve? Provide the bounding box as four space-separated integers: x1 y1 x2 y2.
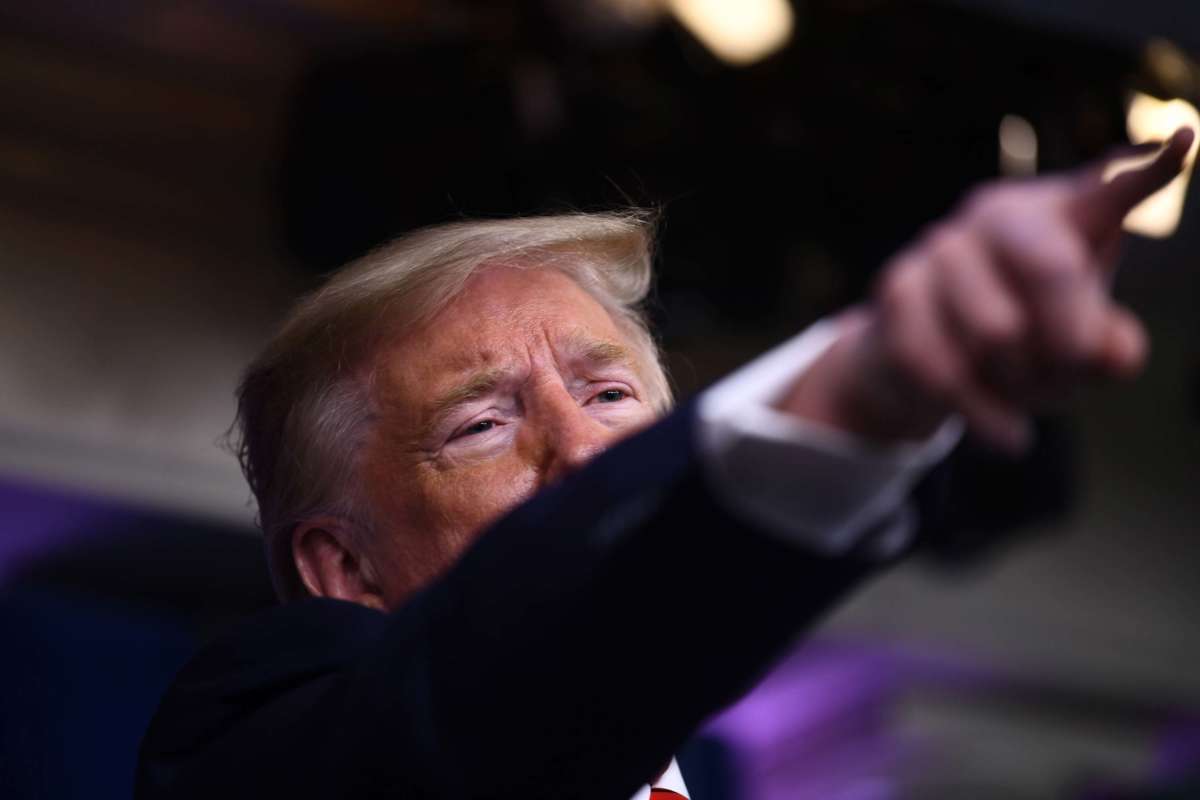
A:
137 401 892 800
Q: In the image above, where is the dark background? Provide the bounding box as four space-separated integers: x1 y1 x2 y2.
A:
1 1 1199 797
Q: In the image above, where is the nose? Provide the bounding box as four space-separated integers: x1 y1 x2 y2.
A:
528 388 616 486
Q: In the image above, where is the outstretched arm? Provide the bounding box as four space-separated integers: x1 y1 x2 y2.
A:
137 404 884 800
137 131 1193 800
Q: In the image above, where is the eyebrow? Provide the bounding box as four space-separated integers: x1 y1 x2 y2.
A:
420 336 639 440
564 334 638 372
426 367 510 424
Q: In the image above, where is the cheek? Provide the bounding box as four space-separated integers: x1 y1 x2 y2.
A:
616 404 659 435
370 456 541 608
418 454 541 551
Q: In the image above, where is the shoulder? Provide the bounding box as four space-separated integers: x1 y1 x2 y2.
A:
164 597 386 703
137 598 386 798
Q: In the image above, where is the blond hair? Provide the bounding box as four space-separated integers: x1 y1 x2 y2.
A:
233 211 671 600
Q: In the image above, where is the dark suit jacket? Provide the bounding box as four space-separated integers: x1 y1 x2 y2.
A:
133 402 912 799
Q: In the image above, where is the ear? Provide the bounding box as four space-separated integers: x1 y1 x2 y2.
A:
292 518 386 611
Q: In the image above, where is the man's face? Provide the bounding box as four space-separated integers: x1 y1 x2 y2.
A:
360 265 659 608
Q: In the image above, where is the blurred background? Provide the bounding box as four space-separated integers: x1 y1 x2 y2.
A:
1 1 1199 798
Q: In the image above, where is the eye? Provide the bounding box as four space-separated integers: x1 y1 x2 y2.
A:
457 419 497 438
591 388 627 404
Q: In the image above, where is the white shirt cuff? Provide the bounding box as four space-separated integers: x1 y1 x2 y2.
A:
695 319 963 558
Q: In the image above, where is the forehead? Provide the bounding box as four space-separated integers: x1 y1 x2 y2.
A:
377 265 629 389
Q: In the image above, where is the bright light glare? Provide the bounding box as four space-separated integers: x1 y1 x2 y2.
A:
998 114 1037 176
666 0 794 66
1103 91 1200 238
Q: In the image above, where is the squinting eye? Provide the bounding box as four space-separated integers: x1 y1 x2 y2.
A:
460 420 495 437
594 389 626 404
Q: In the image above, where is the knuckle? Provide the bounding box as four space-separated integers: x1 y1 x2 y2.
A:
972 310 1025 350
925 225 971 260
1037 254 1085 282
962 180 1016 216
1008 247 1081 289
877 262 922 314
1013 230 1089 282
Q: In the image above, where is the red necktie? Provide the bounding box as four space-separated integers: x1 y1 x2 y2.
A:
650 791 687 799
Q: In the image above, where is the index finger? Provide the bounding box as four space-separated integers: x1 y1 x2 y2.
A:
1067 126 1195 243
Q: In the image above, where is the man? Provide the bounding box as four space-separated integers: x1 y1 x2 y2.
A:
137 130 1193 799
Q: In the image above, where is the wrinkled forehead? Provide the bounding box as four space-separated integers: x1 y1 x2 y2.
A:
372 265 636 395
